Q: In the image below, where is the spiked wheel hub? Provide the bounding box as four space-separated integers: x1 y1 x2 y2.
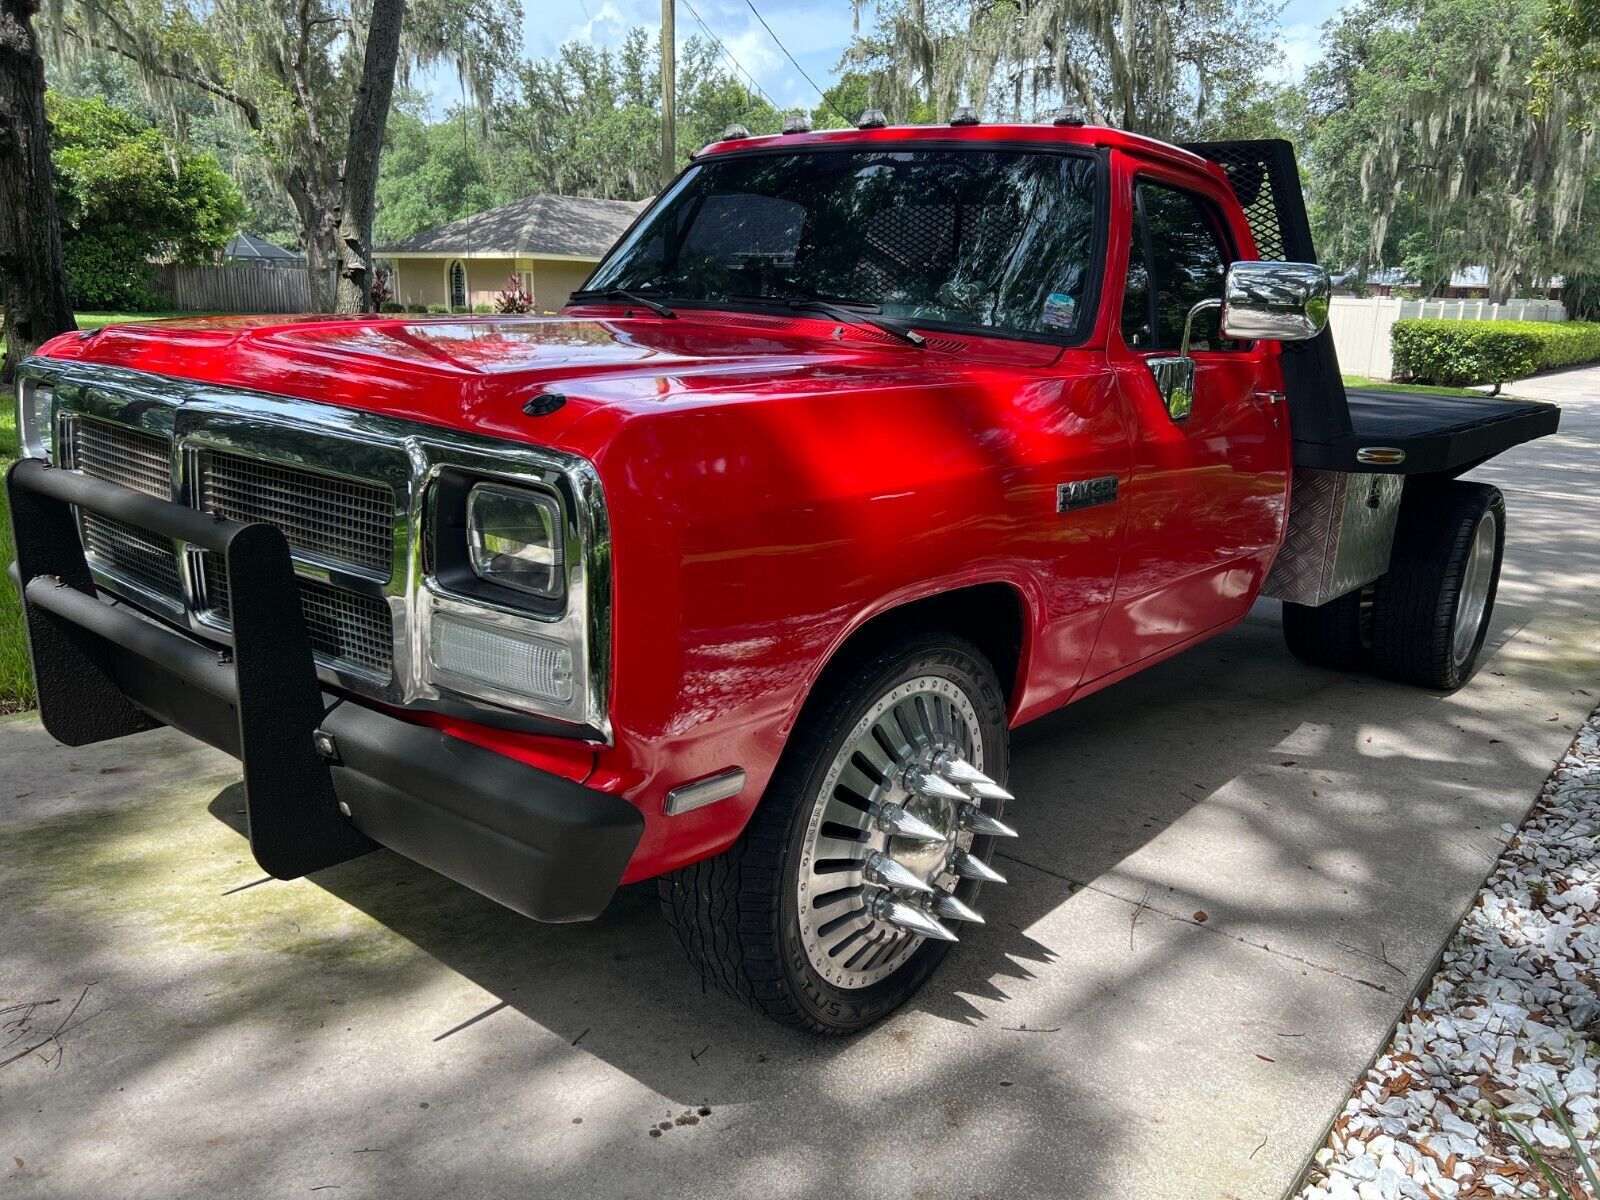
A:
796 675 1015 990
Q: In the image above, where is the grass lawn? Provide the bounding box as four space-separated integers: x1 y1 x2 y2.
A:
0 404 29 713
1341 374 1501 398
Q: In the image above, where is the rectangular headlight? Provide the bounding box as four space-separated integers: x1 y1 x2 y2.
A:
17 381 54 462
466 482 564 600
429 611 575 704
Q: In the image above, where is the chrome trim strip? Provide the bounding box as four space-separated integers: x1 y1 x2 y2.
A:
664 769 747 816
18 357 614 743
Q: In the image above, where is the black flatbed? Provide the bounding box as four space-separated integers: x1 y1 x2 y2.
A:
1298 387 1562 475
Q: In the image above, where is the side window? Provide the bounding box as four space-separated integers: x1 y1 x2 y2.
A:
1126 182 1243 352
1120 191 1153 348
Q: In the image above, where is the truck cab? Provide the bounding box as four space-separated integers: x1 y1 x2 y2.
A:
8 119 1560 1033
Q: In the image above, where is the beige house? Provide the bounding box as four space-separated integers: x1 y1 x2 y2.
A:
380 193 648 313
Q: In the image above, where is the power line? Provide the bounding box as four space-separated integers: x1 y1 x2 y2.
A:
680 0 781 112
740 0 852 126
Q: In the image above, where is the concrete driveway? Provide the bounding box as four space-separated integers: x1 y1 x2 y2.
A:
3 368 1598 1200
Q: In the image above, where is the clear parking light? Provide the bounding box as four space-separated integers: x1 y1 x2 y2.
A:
429 611 575 704
466 482 564 599
17 381 54 462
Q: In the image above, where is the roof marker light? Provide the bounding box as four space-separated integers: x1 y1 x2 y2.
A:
857 108 888 129
1052 103 1087 127
950 105 981 126
721 123 752 140
781 113 813 134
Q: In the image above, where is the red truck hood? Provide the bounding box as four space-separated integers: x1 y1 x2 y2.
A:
35 312 1062 452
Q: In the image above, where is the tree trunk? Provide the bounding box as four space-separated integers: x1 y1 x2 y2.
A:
334 0 405 314
0 0 75 383
289 183 335 313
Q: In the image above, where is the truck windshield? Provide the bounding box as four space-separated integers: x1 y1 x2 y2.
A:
581 147 1101 340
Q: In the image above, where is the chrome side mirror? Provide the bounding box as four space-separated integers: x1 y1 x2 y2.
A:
1145 260 1330 423
1221 260 1330 342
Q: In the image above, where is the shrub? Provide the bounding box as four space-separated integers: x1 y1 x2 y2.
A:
473 303 493 314
407 303 427 313
48 93 244 310
378 301 404 313
495 273 533 314
425 303 448 314
1392 318 1600 388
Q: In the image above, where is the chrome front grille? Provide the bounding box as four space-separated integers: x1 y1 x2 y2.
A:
202 555 394 678
198 451 395 576
80 513 183 603
63 416 398 683
69 416 172 500
67 417 183 605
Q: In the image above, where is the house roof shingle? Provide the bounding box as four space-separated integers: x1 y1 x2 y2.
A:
379 193 649 258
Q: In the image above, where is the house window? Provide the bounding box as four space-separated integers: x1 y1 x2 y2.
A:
448 260 467 310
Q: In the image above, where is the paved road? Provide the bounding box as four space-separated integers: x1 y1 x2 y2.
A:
2 368 1597 1200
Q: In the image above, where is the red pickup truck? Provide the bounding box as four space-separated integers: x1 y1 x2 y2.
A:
8 120 1559 1033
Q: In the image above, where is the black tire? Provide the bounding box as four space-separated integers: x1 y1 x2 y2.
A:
1371 481 1505 690
1282 585 1374 672
658 633 1008 1034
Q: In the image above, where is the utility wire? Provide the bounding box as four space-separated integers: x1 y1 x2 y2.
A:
680 0 782 112
740 0 853 126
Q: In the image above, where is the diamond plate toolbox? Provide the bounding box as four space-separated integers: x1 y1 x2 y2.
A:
1263 469 1404 607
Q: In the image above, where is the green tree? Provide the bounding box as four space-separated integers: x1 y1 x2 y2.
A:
375 109 498 244
841 0 1283 135
1303 0 1598 300
48 92 245 309
49 0 519 310
484 29 779 202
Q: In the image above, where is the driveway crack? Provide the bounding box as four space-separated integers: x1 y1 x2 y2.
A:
995 850 1395 993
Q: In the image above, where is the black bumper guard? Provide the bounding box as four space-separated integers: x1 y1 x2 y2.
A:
5 457 642 921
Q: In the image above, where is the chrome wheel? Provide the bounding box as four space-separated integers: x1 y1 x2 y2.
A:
1452 510 1498 666
795 675 1014 991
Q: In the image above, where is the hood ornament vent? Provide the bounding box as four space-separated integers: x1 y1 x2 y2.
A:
523 392 567 417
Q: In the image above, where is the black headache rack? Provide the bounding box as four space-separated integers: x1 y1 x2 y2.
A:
5 457 642 922
1182 139 1559 475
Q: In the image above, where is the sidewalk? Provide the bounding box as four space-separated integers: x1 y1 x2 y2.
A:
2 366 1598 1199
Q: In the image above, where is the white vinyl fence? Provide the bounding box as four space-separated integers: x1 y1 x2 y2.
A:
1328 295 1567 380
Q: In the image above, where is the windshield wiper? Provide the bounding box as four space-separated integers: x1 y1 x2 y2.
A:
730 292 926 348
570 287 676 318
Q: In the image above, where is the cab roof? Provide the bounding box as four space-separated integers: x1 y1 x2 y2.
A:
694 120 1220 179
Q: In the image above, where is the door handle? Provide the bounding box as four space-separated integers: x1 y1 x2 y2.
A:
1252 390 1284 427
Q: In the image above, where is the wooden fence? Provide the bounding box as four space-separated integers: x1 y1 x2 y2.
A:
149 264 337 314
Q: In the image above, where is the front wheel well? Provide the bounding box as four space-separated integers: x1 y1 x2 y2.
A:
800 584 1025 730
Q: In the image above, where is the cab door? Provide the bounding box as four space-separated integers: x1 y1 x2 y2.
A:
1084 166 1290 682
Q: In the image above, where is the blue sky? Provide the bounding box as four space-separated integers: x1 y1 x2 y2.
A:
431 0 1349 114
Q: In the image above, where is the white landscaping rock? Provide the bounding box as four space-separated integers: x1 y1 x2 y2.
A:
1296 707 1600 1200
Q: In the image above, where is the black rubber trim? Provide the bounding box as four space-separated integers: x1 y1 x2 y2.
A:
324 700 642 922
